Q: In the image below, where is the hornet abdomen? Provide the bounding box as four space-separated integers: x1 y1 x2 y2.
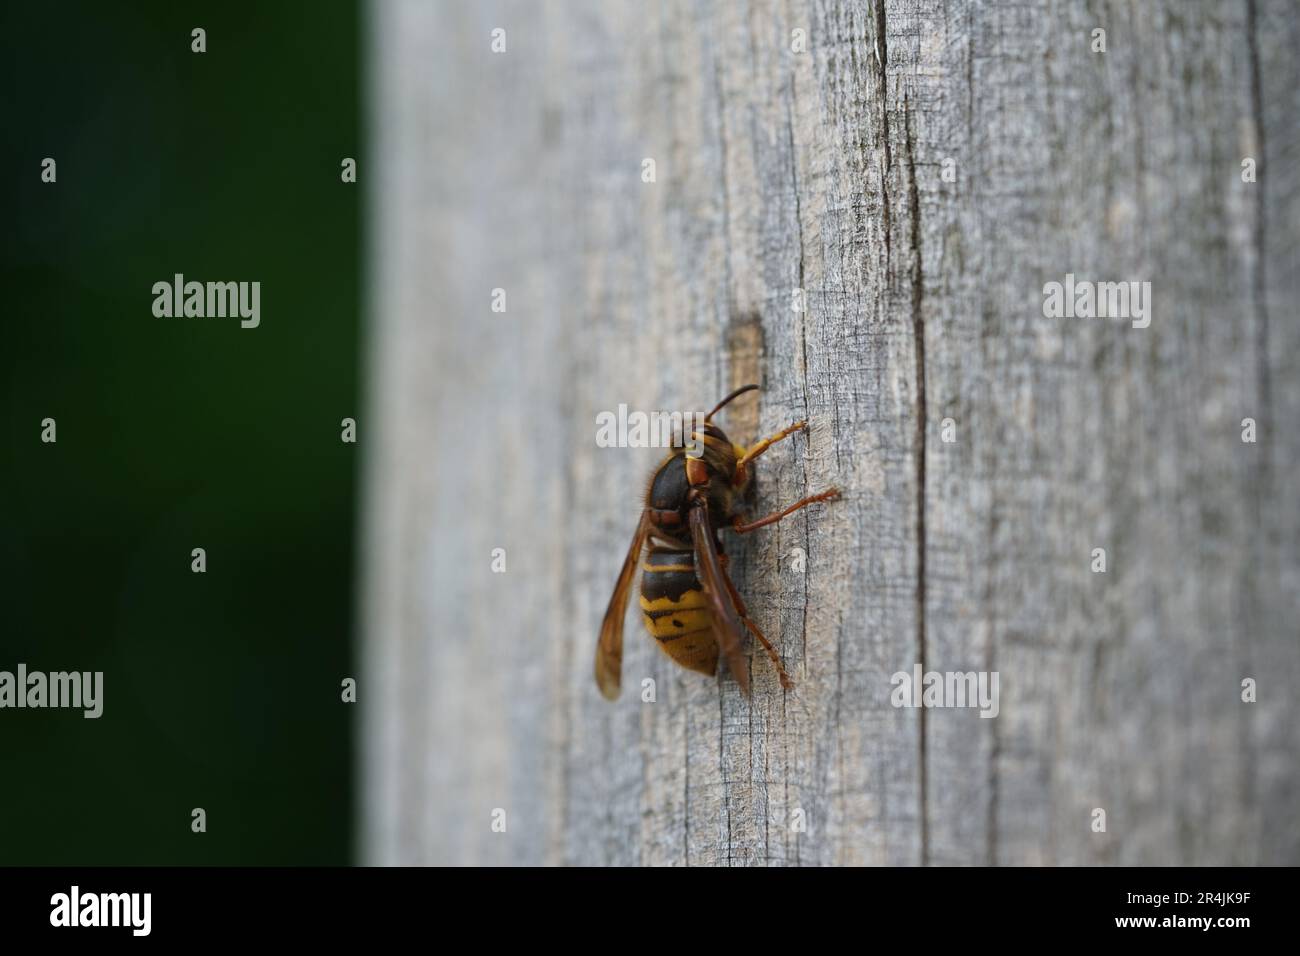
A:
638 546 718 676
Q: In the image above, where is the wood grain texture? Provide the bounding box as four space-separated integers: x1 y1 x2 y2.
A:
362 0 1299 865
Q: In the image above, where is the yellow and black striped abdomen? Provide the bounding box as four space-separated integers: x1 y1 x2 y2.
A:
639 548 719 676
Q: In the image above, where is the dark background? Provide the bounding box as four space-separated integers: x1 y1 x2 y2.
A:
0 2 359 863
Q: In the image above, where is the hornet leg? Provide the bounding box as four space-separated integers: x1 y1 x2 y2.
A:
732 487 841 534
717 557 794 691
737 420 808 470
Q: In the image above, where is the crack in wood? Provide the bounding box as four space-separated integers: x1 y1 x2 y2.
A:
904 89 929 867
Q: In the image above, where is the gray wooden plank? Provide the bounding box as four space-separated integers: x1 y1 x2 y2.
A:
364 0 1299 865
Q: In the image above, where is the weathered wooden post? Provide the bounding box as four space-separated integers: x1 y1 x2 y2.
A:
363 0 1299 865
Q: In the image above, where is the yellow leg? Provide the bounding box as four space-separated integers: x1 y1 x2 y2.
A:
738 420 808 470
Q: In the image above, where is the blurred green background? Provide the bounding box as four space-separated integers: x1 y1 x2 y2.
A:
0 2 359 863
